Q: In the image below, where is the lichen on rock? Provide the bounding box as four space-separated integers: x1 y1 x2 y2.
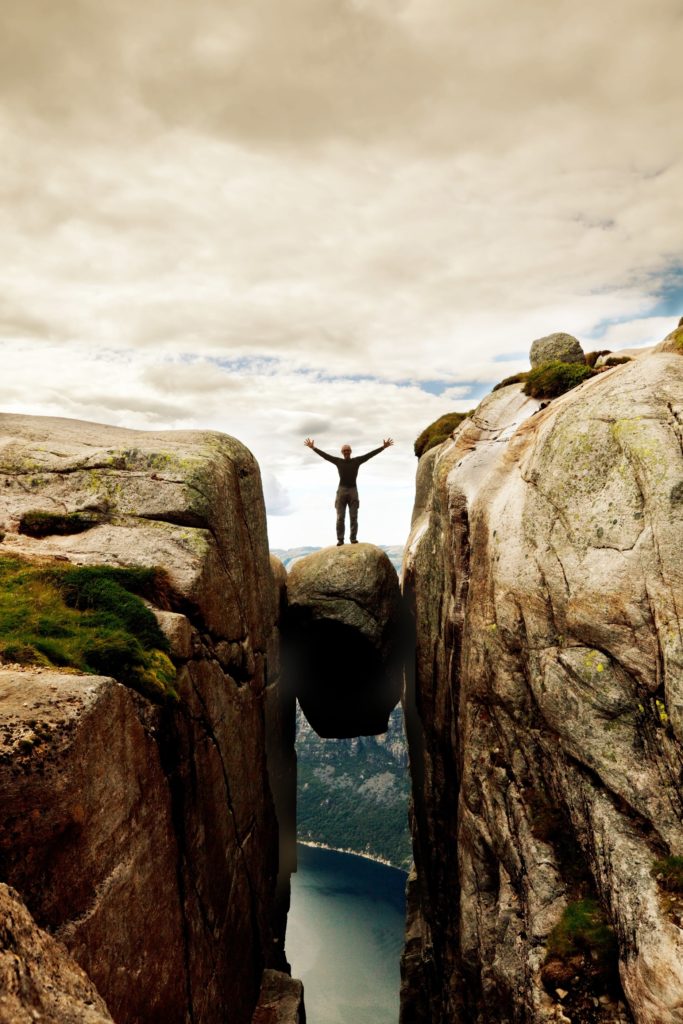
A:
529 331 585 367
401 346 683 1023
0 412 295 1024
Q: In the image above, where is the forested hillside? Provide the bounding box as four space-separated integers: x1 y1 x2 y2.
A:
296 705 411 869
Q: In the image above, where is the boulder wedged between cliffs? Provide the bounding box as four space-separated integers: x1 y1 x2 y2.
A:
283 543 408 739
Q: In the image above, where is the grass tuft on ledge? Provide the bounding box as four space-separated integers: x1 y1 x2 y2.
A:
414 411 473 458
653 855 683 893
546 898 616 963
0 556 177 702
523 360 596 399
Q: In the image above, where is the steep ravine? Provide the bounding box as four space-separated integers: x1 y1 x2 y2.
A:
6 340 683 1024
401 342 683 1023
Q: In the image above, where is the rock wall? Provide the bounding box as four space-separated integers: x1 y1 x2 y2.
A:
0 414 295 1024
0 882 114 1024
402 352 683 1023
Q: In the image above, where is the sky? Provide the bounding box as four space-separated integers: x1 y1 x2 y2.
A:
2 0 683 548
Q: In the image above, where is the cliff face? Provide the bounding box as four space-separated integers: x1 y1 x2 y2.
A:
0 414 294 1024
402 353 683 1023
0 882 114 1024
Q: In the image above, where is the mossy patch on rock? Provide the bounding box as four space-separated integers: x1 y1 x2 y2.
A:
492 371 529 392
414 411 472 458
0 556 177 702
653 855 683 893
523 360 595 399
654 325 683 355
652 856 683 926
670 327 683 351
542 898 618 999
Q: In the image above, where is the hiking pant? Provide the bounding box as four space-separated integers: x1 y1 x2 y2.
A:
335 485 359 543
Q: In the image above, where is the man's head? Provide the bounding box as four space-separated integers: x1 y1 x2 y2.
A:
341 444 352 460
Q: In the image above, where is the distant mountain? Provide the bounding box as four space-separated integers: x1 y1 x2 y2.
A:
295 704 411 869
272 545 403 575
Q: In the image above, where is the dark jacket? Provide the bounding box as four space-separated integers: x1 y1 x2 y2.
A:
312 446 384 487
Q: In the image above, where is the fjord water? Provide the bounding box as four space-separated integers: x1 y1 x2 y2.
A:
286 843 407 1024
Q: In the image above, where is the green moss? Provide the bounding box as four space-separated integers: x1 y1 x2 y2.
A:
19 510 104 538
0 557 177 702
414 411 473 458
669 326 683 352
492 371 529 392
653 855 683 892
547 898 617 968
523 360 596 399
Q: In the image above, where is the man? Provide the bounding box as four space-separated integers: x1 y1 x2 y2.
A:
304 436 394 545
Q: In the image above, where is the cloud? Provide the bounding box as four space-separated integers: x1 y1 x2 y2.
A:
1 0 682 543
263 472 295 516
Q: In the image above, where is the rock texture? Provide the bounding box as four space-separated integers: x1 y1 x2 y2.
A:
0 882 113 1024
402 352 683 1023
284 543 405 738
251 969 306 1023
655 323 683 356
0 413 296 1024
529 332 585 367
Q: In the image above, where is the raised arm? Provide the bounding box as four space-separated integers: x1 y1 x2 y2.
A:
304 438 339 464
357 438 394 464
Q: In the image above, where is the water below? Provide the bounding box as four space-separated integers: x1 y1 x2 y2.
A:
286 843 407 1024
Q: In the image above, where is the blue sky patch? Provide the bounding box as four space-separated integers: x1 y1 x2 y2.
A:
493 351 527 363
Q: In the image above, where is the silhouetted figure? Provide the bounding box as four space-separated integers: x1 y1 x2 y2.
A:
304 437 394 545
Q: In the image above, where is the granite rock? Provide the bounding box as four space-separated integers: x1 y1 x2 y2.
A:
402 350 683 1023
529 331 585 367
0 413 296 1024
285 543 405 738
0 882 113 1024
251 969 305 1023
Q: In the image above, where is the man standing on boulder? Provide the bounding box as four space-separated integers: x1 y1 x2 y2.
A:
304 437 394 545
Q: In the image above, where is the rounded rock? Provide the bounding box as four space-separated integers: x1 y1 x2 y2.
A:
529 332 585 368
283 543 406 738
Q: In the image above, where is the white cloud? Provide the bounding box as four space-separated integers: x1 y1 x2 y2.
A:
1 0 682 542
589 316 676 351
262 472 295 516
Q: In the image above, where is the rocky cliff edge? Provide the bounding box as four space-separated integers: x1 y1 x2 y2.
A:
402 350 683 1024
0 413 296 1024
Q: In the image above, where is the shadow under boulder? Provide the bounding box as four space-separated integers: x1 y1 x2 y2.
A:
283 543 406 739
